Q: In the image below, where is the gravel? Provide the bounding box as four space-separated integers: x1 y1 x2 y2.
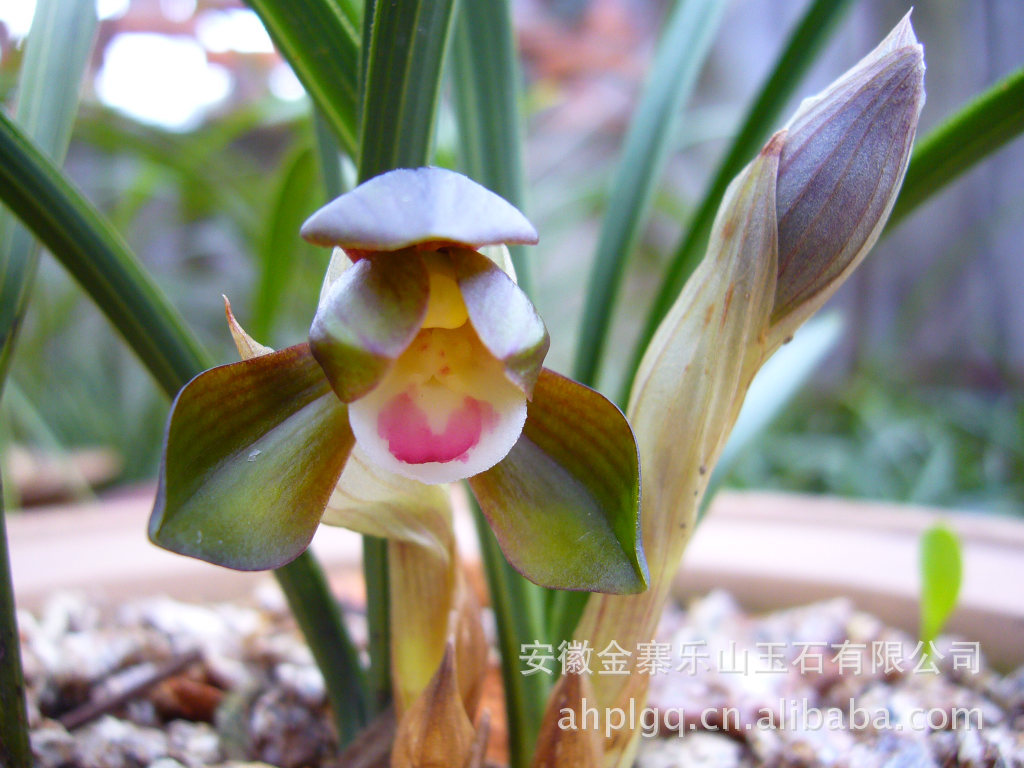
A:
15 586 1023 767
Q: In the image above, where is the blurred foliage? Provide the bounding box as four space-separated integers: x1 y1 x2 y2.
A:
726 370 1024 514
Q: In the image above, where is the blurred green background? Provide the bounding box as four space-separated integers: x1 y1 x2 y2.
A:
0 0 1021 513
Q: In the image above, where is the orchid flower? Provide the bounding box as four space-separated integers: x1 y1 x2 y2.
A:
148 167 647 594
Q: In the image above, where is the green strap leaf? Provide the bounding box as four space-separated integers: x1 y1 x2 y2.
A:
358 0 459 180
450 0 533 294
244 0 361 156
0 0 97 390
572 0 727 388
470 497 549 768
253 140 322 342
624 0 855 402
0 469 31 768
888 66 1024 229
151 344 354 570
469 369 646 594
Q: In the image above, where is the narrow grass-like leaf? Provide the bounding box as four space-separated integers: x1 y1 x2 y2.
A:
451 0 532 293
244 0 360 155
252 140 322 341
274 550 370 743
448 4 549 738
624 0 854 401
573 0 726 388
471 498 549 768
0 0 97 390
358 0 458 181
919 525 962 645
888 66 1024 229
0 471 31 768
0 11 97 748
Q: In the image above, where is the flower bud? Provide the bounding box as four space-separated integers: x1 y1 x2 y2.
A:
771 12 925 340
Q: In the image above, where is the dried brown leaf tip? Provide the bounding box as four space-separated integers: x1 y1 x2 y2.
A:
391 643 475 768
531 673 602 768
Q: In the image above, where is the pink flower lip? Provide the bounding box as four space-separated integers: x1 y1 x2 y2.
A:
378 390 495 465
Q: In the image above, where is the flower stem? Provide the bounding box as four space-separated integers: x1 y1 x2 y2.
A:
362 535 392 713
470 497 549 768
274 551 369 745
0 471 31 768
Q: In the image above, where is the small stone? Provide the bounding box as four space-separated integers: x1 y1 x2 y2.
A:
76 715 169 768
30 720 77 768
248 688 335 768
635 731 746 768
275 662 326 706
166 719 223 767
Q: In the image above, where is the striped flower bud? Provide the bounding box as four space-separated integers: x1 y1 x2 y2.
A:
770 12 925 343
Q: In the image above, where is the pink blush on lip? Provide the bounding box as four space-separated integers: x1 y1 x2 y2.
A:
378 392 491 464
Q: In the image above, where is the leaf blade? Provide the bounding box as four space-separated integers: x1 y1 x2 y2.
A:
573 0 727 388
919 525 962 645
244 0 361 155
450 0 533 293
358 0 459 180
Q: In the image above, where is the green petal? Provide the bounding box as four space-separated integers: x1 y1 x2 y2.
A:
468 369 646 593
310 249 429 402
300 166 538 251
149 344 354 570
450 246 549 396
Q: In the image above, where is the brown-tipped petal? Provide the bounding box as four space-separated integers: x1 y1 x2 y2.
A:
772 12 925 337
531 673 602 768
300 167 538 251
391 644 475 768
469 369 646 594
223 296 273 359
149 345 353 570
310 249 429 402
450 247 549 396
